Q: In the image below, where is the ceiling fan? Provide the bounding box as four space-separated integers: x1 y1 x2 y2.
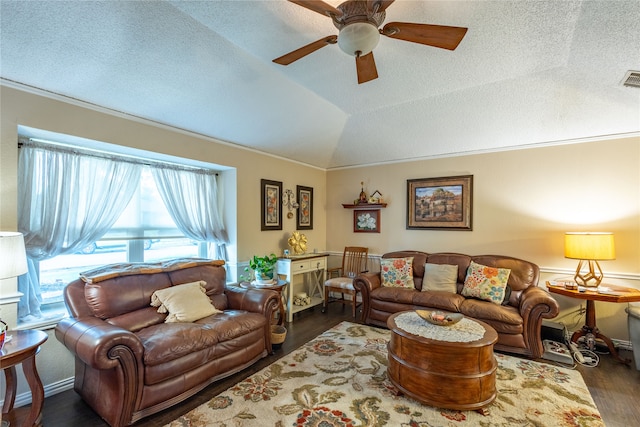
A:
273 0 468 84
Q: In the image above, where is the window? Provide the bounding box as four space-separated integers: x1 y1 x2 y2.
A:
18 138 228 328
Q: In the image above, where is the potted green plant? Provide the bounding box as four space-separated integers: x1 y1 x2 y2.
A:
245 253 278 283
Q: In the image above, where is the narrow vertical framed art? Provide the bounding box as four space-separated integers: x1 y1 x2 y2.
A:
296 185 313 230
261 179 282 231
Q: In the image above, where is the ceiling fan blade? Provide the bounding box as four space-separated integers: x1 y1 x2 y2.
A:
273 35 337 65
288 0 343 19
356 52 378 84
382 22 468 50
367 0 395 14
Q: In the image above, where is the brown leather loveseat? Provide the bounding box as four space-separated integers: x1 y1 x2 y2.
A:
55 258 279 427
354 251 559 358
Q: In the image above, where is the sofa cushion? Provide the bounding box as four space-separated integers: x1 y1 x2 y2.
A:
461 261 511 305
383 251 428 289
84 273 173 320
106 307 167 332
370 286 466 313
138 310 267 384
150 281 222 323
371 286 416 305
422 263 458 293
412 289 466 312
460 298 523 331
381 257 415 288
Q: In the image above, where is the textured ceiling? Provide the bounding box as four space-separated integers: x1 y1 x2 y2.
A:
1 0 639 169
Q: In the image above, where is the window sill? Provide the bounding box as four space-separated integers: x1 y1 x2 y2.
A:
18 306 68 330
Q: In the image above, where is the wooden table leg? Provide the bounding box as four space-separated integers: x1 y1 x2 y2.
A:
1 366 17 416
22 353 45 426
571 299 630 364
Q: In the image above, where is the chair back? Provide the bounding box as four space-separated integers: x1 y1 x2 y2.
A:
341 246 369 277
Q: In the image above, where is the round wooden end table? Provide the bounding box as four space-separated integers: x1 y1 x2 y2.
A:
546 281 640 364
387 311 498 414
1 329 48 427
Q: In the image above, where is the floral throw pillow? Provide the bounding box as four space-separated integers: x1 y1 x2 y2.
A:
381 257 415 288
461 261 511 305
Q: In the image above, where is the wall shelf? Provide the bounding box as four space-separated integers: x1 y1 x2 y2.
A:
342 203 387 209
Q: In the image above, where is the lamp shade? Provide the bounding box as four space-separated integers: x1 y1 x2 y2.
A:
0 231 28 279
564 232 615 260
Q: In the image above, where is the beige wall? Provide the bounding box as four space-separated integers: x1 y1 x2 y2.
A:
1 83 638 401
326 136 640 340
0 84 327 272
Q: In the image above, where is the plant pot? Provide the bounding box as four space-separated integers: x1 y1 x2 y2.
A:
255 269 274 282
271 324 287 347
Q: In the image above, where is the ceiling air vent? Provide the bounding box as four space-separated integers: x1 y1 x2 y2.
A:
621 70 640 88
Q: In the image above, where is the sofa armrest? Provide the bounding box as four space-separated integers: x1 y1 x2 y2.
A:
55 316 144 370
225 285 280 319
518 286 561 357
353 272 381 322
354 272 381 293
519 285 560 319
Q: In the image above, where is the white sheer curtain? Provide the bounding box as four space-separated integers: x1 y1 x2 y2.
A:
17 141 142 319
151 167 229 260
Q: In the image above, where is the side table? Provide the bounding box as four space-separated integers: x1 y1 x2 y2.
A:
1 329 48 427
240 280 287 326
546 281 640 364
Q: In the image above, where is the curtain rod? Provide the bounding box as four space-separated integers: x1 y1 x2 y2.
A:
18 137 219 175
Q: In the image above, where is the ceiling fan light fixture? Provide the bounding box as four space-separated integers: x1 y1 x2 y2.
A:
338 22 380 57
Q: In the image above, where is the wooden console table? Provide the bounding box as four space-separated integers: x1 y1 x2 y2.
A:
546 281 640 364
1 329 48 427
277 253 328 322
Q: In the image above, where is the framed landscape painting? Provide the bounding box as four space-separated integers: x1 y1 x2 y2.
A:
407 175 473 230
296 185 313 230
261 179 282 231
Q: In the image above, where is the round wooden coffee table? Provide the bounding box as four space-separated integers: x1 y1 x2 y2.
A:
387 311 498 413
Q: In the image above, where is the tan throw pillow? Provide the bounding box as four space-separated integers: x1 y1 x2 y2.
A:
461 261 511 305
381 257 415 288
150 280 221 323
422 263 458 293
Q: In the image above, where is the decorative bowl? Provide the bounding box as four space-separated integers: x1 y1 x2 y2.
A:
416 310 463 326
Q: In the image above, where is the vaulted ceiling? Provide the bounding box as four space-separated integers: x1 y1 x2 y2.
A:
1 1 639 169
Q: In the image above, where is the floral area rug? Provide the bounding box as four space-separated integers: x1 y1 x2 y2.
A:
166 321 603 427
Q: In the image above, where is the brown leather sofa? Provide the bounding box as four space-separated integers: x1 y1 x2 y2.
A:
55 258 279 427
354 251 559 358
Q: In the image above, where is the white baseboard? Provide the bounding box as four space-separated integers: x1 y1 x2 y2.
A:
1 377 74 409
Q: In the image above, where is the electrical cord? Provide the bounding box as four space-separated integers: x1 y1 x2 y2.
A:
575 349 599 367
568 341 599 367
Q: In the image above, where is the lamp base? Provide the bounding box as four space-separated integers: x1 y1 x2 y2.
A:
573 259 604 288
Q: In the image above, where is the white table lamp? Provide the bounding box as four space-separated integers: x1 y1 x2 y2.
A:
0 231 28 350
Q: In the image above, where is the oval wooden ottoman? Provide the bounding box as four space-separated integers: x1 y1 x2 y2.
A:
387 311 498 413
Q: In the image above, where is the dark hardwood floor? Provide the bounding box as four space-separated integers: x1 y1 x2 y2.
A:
41 304 639 427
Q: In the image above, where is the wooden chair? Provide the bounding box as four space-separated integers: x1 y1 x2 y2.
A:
322 246 368 318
